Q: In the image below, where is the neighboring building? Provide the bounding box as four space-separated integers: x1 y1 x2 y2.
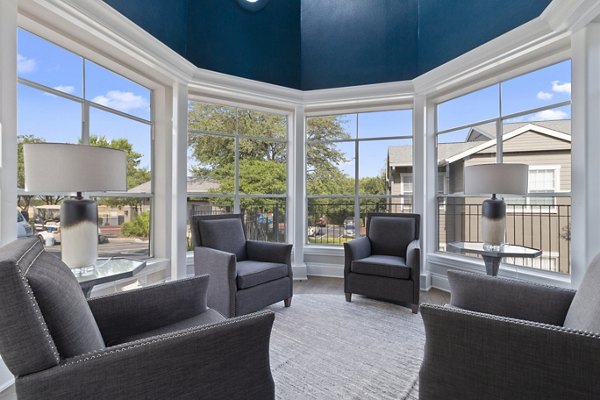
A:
388 121 572 273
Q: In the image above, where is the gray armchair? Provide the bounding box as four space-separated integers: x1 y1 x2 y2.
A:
344 213 420 313
191 213 293 317
419 262 600 400
0 237 275 400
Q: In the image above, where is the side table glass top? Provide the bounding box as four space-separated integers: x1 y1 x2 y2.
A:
73 258 146 297
448 242 542 258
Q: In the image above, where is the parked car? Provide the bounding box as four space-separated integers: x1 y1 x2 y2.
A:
17 210 34 239
342 217 356 238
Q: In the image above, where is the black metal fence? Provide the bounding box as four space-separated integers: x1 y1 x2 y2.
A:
438 196 571 274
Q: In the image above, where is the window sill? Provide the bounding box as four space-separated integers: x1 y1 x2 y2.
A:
427 252 572 290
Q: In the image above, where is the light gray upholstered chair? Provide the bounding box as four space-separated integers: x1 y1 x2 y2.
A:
344 213 421 313
191 214 293 318
419 261 600 400
0 237 275 400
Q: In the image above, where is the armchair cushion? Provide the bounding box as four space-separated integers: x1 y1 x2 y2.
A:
198 218 247 261
564 253 600 332
236 260 289 289
351 255 410 279
368 215 417 257
114 309 225 344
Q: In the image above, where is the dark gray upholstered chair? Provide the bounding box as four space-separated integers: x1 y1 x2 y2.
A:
419 261 600 400
191 213 293 318
344 213 420 313
0 237 275 400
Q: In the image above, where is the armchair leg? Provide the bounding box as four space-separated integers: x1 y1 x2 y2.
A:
284 298 292 307
345 293 352 302
411 304 419 314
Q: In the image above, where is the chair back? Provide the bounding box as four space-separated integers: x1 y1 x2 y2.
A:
191 214 248 261
366 213 420 258
0 237 105 376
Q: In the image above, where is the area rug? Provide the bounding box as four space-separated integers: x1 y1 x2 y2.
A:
268 294 425 400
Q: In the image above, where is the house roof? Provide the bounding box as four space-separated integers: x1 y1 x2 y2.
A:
128 176 219 193
388 120 571 167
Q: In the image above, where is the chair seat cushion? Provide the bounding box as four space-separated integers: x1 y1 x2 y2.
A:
112 309 226 345
351 255 411 279
236 260 289 289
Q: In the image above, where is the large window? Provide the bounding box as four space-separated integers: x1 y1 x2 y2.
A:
187 102 288 247
436 60 572 274
17 28 153 259
306 109 413 245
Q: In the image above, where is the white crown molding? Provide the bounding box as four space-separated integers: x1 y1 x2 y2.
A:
19 0 197 83
413 16 569 98
542 0 600 33
190 68 303 110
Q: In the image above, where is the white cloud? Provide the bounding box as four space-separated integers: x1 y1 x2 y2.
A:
92 90 149 112
530 109 568 121
17 54 36 74
551 80 571 94
53 85 75 94
537 91 553 100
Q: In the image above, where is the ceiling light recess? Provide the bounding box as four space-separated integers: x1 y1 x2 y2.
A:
236 0 269 12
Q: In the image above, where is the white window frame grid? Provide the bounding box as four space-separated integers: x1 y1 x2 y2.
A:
16 28 154 257
305 108 414 244
433 59 572 271
186 100 290 239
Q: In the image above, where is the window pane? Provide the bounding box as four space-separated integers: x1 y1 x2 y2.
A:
85 61 151 120
17 29 83 97
89 107 151 191
18 83 82 145
188 102 236 134
306 141 354 196
307 197 354 245
239 139 287 194
240 198 286 242
237 109 287 139
357 110 412 138
27 197 150 260
307 114 355 141
187 134 233 194
361 139 407 195
438 85 499 131
504 105 571 125
502 60 571 116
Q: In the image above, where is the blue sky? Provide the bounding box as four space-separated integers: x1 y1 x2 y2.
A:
17 29 152 172
17 28 571 184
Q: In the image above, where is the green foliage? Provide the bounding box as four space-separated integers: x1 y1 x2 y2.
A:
121 211 150 238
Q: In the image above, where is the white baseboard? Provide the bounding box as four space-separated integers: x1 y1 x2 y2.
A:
306 262 344 278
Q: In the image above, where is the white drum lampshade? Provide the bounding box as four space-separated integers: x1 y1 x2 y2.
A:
24 143 127 268
464 163 529 247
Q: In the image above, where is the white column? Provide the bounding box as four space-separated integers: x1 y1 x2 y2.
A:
0 0 18 246
291 105 307 279
151 85 172 268
171 82 189 279
414 95 436 289
571 23 600 288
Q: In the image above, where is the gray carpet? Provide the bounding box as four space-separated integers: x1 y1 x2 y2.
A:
268 294 425 400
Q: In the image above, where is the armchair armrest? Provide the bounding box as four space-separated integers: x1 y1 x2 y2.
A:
194 246 237 317
448 270 575 325
246 240 292 266
406 239 420 271
343 236 371 272
88 275 210 345
419 304 600 400
17 311 276 400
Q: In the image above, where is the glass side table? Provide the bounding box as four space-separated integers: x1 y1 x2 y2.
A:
72 258 147 298
447 242 542 276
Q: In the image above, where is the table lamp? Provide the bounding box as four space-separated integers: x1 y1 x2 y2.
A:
23 143 127 268
464 163 528 248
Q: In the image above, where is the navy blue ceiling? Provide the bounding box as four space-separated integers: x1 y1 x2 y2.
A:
102 0 552 90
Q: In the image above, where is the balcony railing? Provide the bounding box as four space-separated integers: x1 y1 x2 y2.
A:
306 197 413 246
438 196 571 274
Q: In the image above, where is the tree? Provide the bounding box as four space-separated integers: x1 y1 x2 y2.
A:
89 135 151 211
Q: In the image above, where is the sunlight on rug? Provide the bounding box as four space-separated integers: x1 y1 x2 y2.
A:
268 294 424 400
